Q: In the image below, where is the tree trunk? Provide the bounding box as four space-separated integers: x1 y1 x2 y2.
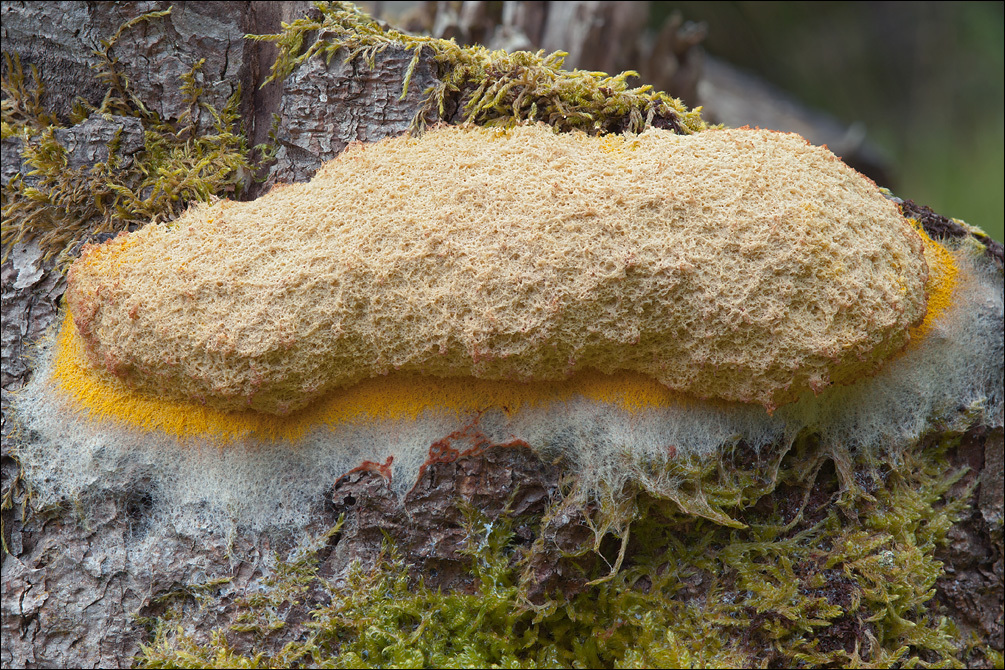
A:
2 2 1001 667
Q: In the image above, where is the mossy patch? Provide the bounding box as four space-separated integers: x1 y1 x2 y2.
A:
247 1 710 136
134 435 975 669
1 8 262 267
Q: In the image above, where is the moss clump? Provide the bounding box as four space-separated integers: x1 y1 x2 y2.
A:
1 8 260 267
134 436 973 669
247 1 709 136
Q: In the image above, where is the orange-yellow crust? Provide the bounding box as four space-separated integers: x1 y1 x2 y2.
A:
52 309 697 442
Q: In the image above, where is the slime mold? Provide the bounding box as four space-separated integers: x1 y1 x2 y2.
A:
65 124 933 415
16 123 998 532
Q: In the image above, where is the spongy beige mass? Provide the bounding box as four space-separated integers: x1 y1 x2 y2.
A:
66 124 930 415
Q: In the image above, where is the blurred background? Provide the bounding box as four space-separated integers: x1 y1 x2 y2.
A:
362 1 1004 242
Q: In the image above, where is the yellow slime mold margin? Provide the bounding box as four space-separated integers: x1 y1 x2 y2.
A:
907 221 958 343
49 223 959 444
51 311 692 443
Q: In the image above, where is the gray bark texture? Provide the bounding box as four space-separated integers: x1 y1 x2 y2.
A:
1 2 1002 668
262 42 437 189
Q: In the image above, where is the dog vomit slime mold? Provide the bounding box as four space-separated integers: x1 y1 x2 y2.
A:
66 125 931 414
15 124 1001 529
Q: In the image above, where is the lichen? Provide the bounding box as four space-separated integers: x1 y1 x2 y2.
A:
134 436 972 669
246 1 710 136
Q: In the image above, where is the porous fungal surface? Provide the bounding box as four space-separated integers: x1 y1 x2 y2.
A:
66 124 929 415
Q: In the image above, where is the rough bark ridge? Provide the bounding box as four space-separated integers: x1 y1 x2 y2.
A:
262 41 437 189
2 2 1002 668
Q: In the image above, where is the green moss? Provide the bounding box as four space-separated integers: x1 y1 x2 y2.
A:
247 1 709 136
134 435 972 669
1 8 260 267
0 51 62 134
